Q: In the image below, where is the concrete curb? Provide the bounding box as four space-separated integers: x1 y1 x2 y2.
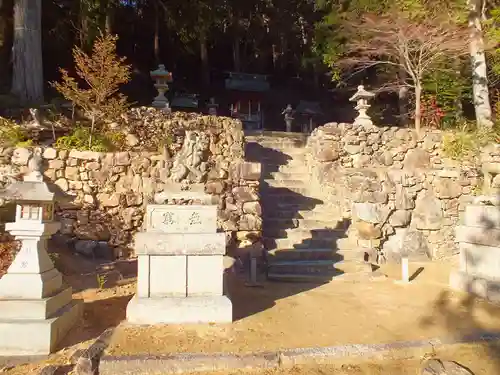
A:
98 331 500 375
100 352 280 375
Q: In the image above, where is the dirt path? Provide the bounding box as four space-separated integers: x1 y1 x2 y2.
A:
105 260 500 356
3 256 500 374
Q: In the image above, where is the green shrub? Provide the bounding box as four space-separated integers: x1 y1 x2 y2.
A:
55 127 121 152
0 118 31 147
157 134 174 154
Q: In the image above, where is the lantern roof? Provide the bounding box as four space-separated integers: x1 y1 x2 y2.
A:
349 85 375 102
150 64 173 80
0 179 55 202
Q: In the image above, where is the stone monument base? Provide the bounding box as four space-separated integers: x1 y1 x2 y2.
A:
126 295 232 324
0 299 82 355
450 271 500 303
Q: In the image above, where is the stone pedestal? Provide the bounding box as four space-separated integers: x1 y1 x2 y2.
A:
0 223 81 355
126 203 232 324
450 203 500 302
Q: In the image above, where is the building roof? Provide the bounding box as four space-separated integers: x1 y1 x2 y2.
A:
225 72 270 92
295 101 323 116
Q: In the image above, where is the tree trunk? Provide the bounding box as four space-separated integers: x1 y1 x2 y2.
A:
312 62 319 89
0 0 13 90
79 0 90 49
233 36 240 72
154 0 160 65
105 1 112 34
397 58 409 126
200 29 209 86
414 83 422 133
468 0 493 127
280 35 287 71
272 43 278 71
99 0 112 34
11 0 43 105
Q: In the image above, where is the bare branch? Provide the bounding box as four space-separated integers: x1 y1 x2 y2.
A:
339 12 469 85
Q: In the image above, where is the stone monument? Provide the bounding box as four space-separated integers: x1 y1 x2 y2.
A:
126 195 232 324
450 198 500 302
150 64 173 109
0 148 81 355
349 85 375 126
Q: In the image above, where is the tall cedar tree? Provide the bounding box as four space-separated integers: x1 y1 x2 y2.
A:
51 34 131 147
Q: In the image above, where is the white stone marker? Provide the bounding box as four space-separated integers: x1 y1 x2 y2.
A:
126 198 232 324
401 257 409 283
450 201 500 302
0 149 81 355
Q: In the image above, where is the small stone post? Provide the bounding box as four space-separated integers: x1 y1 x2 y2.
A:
150 64 173 109
401 257 410 283
349 85 375 126
0 148 81 355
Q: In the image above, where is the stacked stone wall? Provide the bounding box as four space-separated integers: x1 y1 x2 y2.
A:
307 122 498 262
0 112 262 259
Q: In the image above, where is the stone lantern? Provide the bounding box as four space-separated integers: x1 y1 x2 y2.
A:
150 64 173 109
349 85 375 126
0 148 81 355
207 97 219 116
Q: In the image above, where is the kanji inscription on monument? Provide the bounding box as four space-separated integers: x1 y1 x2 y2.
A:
145 204 217 233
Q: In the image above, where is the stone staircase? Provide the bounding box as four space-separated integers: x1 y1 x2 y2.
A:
245 131 373 282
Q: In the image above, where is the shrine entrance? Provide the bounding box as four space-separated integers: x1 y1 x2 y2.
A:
225 72 270 130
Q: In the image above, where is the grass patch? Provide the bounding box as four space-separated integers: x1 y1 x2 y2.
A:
442 123 500 160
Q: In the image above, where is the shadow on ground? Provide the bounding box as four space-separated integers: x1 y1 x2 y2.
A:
419 199 500 373
58 294 133 350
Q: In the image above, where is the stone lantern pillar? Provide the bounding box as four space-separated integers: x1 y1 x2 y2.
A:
349 85 375 126
0 148 81 355
150 64 173 109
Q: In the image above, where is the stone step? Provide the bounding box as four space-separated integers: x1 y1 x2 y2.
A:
260 185 310 195
269 171 310 181
267 260 373 282
261 194 323 206
263 218 338 230
252 156 307 165
268 248 366 262
262 227 346 240
260 163 308 174
245 146 306 157
246 140 307 150
245 130 309 139
264 237 356 250
263 209 337 220
262 201 327 212
245 135 307 146
263 179 309 188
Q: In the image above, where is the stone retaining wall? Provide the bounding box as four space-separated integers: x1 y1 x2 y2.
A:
0 113 262 259
307 122 498 263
